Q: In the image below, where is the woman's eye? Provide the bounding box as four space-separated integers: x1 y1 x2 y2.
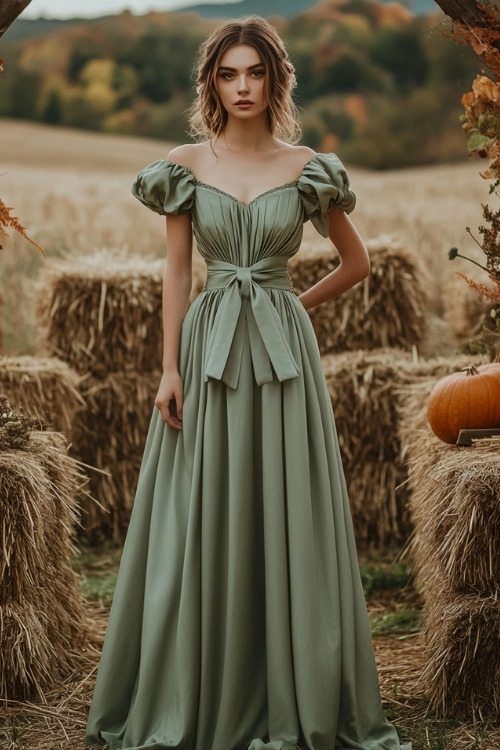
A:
252 70 264 78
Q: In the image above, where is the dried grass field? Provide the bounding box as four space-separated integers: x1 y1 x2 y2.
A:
1 119 500 749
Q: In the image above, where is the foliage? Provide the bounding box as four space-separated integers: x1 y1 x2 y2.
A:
452 4 500 179
369 26 430 93
445 4 500 359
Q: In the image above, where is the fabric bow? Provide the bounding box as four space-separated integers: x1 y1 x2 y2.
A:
203 257 300 389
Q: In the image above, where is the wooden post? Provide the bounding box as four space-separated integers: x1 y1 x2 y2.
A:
0 0 33 39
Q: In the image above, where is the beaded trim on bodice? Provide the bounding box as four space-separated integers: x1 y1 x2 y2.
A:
193 179 300 208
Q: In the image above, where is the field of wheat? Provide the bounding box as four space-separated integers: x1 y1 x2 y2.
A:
1 118 492 356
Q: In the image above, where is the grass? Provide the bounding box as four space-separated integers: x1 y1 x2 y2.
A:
76 542 122 606
361 557 422 637
370 605 422 637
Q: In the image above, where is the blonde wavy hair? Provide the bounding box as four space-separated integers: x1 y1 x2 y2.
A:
188 16 301 144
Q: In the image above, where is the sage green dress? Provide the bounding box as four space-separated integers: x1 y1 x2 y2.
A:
86 154 408 750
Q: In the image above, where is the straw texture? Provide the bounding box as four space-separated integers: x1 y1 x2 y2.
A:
74 372 158 540
35 250 207 540
37 250 206 376
322 350 474 548
401 373 500 720
0 355 83 439
290 235 427 354
0 401 92 701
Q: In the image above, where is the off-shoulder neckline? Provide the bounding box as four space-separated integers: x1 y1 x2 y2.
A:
194 179 299 207
162 154 327 208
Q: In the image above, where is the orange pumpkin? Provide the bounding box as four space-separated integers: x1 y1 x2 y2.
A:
427 363 500 444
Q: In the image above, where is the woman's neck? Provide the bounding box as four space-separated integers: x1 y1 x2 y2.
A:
216 115 275 154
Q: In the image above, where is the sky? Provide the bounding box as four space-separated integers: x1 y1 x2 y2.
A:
21 0 233 20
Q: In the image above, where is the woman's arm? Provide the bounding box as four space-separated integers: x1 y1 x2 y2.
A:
298 207 370 311
155 211 193 429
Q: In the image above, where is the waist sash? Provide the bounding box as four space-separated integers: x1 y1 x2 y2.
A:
203 257 300 389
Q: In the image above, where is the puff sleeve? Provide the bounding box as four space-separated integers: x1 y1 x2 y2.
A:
131 160 195 216
298 153 356 238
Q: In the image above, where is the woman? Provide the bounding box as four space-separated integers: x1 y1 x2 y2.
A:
86 16 410 750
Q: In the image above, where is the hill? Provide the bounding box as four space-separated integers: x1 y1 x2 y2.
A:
179 0 439 18
4 0 441 44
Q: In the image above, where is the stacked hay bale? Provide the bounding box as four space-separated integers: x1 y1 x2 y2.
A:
322 349 410 547
0 355 83 439
289 235 427 354
37 250 206 541
323 351 473 547
399 377 500 720
0 396 91 700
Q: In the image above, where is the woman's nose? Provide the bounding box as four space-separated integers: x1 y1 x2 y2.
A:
238 76 249 93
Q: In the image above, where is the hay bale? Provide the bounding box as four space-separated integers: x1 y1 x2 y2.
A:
0 398 91 700
402 427 500 720
323 348 414 547
407 437 500 597
0 355 83 438
36 250 206 376
397 355 488 590
73 371 159 541
34 249 206 540
323 351 480 548
290 235 427 354
420 589 500 721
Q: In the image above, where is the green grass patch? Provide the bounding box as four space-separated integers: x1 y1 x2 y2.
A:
360 559 414 600
75 542 122 605
370 605 422 637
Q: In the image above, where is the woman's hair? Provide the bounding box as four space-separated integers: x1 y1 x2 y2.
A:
188 16 301 144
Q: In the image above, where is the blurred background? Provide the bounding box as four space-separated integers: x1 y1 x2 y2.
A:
1 0 492 170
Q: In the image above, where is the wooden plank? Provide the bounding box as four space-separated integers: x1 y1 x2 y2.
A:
456 428 500 446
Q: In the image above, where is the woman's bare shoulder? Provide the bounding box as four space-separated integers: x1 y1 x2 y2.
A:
275 142 316 168
167 142 209 169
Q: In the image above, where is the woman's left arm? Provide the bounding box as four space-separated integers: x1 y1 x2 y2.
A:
298 207 370 311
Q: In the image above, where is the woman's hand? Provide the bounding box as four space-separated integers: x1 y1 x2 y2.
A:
155 370 184 430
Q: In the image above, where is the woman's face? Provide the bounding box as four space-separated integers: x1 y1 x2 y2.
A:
215 44 268 122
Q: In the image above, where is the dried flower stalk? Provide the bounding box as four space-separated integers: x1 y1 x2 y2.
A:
0 196 46 256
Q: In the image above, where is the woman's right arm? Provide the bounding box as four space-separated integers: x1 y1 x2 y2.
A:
155 211 193 429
